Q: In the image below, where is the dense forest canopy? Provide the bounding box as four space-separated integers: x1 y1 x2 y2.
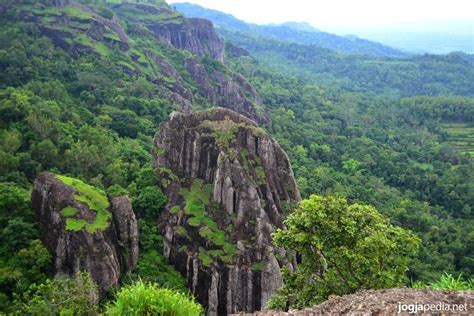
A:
0 0 473 314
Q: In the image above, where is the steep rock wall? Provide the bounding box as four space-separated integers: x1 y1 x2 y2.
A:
154 108 300 315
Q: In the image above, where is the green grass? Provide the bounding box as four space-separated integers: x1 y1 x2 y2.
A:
441 122 474 157
200 119 238 149
255 166 266 184
117 60 135 70
170 205 181 215
412 273 474 290
31 5 92 20
62 6 93 20
198 248 213 267
103 31 121 42
65 218 87 231
61 206 78 216
106 280 202 316
56 175 111 233
114 2 183 25
175 226 188 237
252 262 265 272
75 34 110 56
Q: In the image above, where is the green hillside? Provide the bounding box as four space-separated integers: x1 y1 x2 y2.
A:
441 123 474 157
0 0 473 314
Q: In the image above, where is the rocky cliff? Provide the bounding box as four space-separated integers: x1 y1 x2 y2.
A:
13 1 268 124
113 3 224 62
111 2 268 124
31 172 139 294
151 16 225 62
154 108 300 315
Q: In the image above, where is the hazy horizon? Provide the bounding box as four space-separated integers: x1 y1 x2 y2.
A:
168 0 473 33
168 0 473 53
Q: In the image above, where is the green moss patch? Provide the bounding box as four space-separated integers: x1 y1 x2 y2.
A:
75 34 110 56
200 118 238 149
56 175 111 233
65 218 87 231
180 179 238 265
60 206 79 217
252 262 265 272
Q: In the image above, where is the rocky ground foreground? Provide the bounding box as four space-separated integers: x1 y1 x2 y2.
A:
231 288 474 315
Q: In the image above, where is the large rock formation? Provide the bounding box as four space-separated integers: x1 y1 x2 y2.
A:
31 172 138 294
151 17 225 62
13 1 268 124
114 3 224 62
112 2 267 124
154 108 301 315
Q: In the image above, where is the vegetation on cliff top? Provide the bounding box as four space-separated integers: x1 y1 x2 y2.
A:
56 174 111 233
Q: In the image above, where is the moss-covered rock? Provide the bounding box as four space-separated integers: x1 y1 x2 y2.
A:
154 108 300 314
31 172 139 295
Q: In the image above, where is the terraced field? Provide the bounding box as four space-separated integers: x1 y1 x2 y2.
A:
441 123 474 157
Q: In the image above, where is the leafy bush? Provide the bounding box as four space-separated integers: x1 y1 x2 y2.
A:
134 251 187 292
133 186 166 220
19 272 99 315
106 280 202 316
269 195 420 309
0 239 52 312
106 184 128 198
132 220 187 292
412 273 474 291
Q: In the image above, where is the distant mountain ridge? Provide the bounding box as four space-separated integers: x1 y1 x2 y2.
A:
172 2 406 58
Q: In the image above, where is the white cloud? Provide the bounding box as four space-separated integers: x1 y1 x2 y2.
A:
167 0 474 34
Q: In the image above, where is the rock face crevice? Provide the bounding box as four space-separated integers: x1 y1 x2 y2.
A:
150 17 225 62
31 172 138 294
154 109 300 315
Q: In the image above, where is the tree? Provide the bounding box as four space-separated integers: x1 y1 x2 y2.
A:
268 195 420 309
132 186 166 220
19 272 99 315
0 240 51 311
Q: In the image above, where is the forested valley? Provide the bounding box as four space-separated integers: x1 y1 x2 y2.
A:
0 0 472 314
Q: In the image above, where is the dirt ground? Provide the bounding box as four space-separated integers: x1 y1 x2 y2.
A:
231 288 474 315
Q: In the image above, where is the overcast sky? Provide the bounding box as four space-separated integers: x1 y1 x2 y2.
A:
167 0 473 34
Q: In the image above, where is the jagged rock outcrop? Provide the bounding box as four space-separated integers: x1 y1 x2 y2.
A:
115 3 224 62
226 42 250 58
31 172 138 294
16 1 268 124
109 2 267 123
22 1 129 53
71 2 130 49
151 16 224 62
154 108 300 315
